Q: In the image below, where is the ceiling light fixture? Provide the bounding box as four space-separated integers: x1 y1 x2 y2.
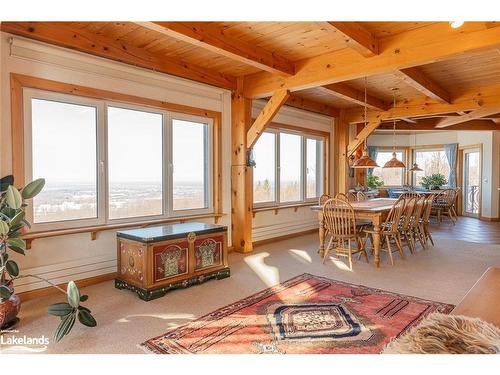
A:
383 88 406 169
352 77 379 169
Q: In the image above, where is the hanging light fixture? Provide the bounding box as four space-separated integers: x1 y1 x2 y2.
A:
383 88 406 169
352 78 379 169
409 131 423 172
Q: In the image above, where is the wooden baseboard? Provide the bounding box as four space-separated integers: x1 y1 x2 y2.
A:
479 216 500 222
17 272 117 302
252 228 318 247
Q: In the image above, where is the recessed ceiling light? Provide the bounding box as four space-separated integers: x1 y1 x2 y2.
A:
450 21 464 29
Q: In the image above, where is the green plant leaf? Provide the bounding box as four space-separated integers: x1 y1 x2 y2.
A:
5 260 19 277
0 175 14 192
6 185 22 209
8 245 25 255
77 309 97 327
54 313 76 342
9 211 25 227
0 285 13 299
21 178 45 199
80 294 88 302
0 220 9 235
7 238 25 250
48 303 74 317
78 305 91 313
67 281 80 308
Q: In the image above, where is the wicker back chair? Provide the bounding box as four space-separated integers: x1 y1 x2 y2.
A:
322 198 369 269
399 197 418 254
364 197 406 265
356 191 368 201
319 194 332 205
433 189 458 224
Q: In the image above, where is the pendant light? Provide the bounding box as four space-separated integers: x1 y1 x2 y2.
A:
409 132 423 172
383 88 406 169
352 78 379 169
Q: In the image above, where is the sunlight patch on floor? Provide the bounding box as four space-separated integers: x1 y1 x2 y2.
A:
288 249 312 264
116 313 195 323
243 252 280 287
326 257 353 272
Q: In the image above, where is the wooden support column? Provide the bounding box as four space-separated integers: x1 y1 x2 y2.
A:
334 110 350 194
354 124 366 187
231 77 253 253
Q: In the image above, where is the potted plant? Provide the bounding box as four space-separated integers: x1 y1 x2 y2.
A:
0 175 97 342
367 175 384 189
420 173 448 190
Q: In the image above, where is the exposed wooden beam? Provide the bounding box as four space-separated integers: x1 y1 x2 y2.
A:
324 22 379 57
334 111 350 194
377 118 500 131
231 77 253 253
136 22 295 76
285 95 340 117
1 22 236 90
396 67 451 103
247 89 290 149
347 120 382 156
345 84 500 124
435 106 500 128
320 83 388 111
244 23 500 98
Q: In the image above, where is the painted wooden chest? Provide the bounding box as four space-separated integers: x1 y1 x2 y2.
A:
115 222 229 301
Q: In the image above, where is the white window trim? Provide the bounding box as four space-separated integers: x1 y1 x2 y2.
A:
253 128 325 208
23 88 214 232
372 149 407 187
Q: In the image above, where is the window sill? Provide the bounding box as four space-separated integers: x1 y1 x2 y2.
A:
22 213 225 249
252 202 316 217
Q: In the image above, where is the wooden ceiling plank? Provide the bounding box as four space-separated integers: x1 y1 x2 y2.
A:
135 22 295 76
320 83 388 111
1 22 236 90
377 118 500 131
285 94 340 117
435 106 500 128
324 22 379 57
247 89 290 148
396 67 451 103
244 23 500 98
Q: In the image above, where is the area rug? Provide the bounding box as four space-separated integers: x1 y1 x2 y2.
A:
141 273 454 354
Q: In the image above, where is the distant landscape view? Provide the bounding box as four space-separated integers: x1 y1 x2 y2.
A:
33 181 206 223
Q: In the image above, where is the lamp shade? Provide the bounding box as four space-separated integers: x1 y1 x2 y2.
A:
383 152 406 168
352 149 379 168
409 162 423 172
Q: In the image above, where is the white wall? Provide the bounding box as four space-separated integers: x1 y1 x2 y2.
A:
368 131 500 219
251 100 334 242
0 33 234 292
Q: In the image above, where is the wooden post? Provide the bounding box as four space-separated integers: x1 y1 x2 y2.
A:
334 110 350 194
354 123 366 187
231 77 253 253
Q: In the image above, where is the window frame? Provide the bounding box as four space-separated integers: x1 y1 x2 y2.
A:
252 126 327 209
371 147 407 187
21 85 217 232
411 146 451 186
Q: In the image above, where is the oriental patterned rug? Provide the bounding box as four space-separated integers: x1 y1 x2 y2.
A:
141 273 454 354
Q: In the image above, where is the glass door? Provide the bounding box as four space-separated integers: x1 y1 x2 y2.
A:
462 149 481 217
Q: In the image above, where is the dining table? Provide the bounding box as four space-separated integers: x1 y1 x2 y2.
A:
311 198 397 268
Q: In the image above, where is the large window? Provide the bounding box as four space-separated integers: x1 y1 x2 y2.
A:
372 150 405 186
253 129 325 206
24 89 214 230
413 149 450 186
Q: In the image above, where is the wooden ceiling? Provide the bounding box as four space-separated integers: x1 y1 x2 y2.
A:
2 21 500 132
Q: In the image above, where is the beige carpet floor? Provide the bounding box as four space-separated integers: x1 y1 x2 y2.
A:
2 233 499 354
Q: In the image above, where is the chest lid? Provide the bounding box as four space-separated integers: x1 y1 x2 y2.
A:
117 222 227 243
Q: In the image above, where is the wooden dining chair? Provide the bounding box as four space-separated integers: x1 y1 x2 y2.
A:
432 189 457 224
347 192 358 202
322 198 369 270
421 194 436 248
364 197 406 266
400 192 421 199
409 195 427 250
399 197 417 254
356 191 367 201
